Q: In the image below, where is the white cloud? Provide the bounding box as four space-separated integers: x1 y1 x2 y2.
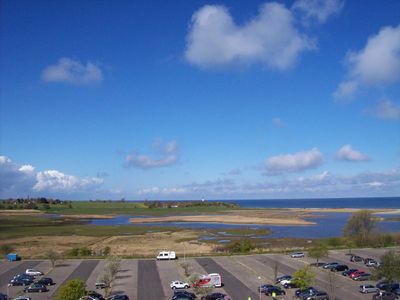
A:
125 140 179 169
373 99 400 120
0 155 104 197
272 117 285 128
185 3 314 70
33 170 103 193
266 148 323 173
334 24 400 99
336 144 369 162
292 0 344 24
333 80 359 100
41 57 103 85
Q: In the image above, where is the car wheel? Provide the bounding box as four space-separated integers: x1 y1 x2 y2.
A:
172 286 176 289
185 285 189 288
39 290 42 292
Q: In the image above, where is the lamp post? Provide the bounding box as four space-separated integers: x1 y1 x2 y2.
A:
258 276 262 300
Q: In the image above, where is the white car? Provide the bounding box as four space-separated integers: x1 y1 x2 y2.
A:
25 269 43 276
170 280 190 289
280 278 294 286
291 252 305 258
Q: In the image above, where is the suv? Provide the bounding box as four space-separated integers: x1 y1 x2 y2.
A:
359 284 379 294
291 252 305 258
170 281 190 289
330 264 348 272
372 292 397 300
303 291 329 300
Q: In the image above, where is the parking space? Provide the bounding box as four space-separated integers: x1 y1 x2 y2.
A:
0 247 397 300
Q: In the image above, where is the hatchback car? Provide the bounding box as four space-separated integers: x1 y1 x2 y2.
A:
303 291 329 300
342 269 358 277
170 280 190 289
36 277 54 286
106 295 129 300
330 264 348 272
291 252 305 258
352 273 371 281
25 269 43 276
359 284 379 293
276 275 291 283
264 286 286 296
372 291 397 300
322 262 339 269
24 283 48 293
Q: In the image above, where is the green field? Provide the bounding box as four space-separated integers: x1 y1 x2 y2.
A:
37 200 239 216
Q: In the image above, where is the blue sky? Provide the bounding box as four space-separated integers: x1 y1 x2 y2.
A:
1 0 399 200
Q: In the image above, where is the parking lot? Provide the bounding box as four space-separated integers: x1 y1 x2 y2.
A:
0 248 397 300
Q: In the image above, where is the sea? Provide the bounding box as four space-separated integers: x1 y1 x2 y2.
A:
91 197 400 239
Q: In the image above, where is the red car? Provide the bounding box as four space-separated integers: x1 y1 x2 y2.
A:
350 271 365 279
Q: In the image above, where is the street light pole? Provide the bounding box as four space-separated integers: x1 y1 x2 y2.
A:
258 276 262 300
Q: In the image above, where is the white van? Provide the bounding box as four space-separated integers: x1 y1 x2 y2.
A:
193 273 222 288
156 251 176 260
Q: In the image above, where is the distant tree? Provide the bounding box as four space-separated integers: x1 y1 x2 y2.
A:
79 247 92 256
308 242 329 266
326 270 339 300
46 249 60 268
372 251 400 284
292 266 315 291
0 244 15 256
55 278 86 300
343 210 377 246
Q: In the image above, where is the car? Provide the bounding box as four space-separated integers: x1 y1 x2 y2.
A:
276 275 291 283
377 282 400 292
359 284 379 294
96 282 108 289
352 273 371 281
8 277 34 286
349 270 366 279
350 255 364 262
200 293 228 300
372 291 397 300
342 268 358 277
283 281 299 289
322 262 339 269
36 277 54 286
280 277 294 285
295 287 317 298
366 260 380 268
170 280 190 289
13 273 34 280
291 252 305 258
330 264 348 272
86 291 105 300
303 291 329 300
13 297 32 300
25 269 43 276
0 293 7 300
264 286 286 296
173 290 196 300
364 258 375 264
106 295 129 300
24 283 48 293
258 284 274 293
79 297 100 300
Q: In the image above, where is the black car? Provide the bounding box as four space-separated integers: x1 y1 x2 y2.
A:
342 268 358 276
13 273 34 280
87 291 105 300
0 293 7 300
258 284 274 293
264 286 286 296
24 283 48 293
8 277 33 286
304 291 329 300
106 295 129 300
36 277 54 286
350 255 364 262
173 290 196 300
276 275 291 283
283 281 299 289
377 281 400 292
372 291 397 300
295 287 317 298
331 264 348 272
201 293 227 300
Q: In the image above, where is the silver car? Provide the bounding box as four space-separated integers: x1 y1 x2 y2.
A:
359 284 379 293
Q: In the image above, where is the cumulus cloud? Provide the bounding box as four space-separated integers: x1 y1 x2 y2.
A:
336 144 369 162
334 24 400 99
125 140 179 169
185 3 314 70
265 148 323 173
0 155 104 197
373 99 400 120
41 57 103 85
292 0 344 23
